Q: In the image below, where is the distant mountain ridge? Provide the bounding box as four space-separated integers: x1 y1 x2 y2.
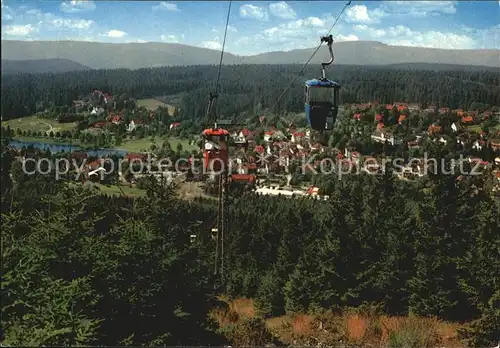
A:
1 58 90 75
2 40 499 72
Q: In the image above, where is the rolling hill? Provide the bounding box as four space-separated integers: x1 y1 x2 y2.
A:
1 58 90 75
2 40 499 71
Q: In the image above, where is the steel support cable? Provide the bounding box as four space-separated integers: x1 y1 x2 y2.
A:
268 0 351 113
215 0 232 95
207 0 232 121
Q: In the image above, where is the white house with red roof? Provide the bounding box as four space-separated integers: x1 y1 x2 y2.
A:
170 122 181 130
291 131 305 143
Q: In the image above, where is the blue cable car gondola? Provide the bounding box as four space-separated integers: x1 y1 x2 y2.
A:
305 35 341 131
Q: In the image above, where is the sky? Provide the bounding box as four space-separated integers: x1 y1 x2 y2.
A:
1 0 499 55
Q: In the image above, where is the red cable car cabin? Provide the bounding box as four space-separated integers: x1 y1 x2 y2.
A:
202 128 230 171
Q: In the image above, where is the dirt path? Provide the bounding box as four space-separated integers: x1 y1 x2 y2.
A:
40 120 54 135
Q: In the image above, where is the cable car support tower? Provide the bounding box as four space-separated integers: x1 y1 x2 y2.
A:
203 0 232 290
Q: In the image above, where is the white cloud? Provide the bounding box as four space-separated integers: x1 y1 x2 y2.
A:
24 9 94 30
379 1 457 17
461 24 500 49
3 24 37 36
269 1 296 19
335 34 359 42
1 0 14 20
345 5 385 24
49 18 93 29
201 41 222 50
106 30 126 38
235 15 335 53
351 23 479 49
382 25 475 49
59 0 96 13
161 34 183 43
152 2 179 12
239 4 269 21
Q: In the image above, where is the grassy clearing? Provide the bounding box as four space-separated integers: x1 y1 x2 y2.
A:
466 124 500 133
4 115 78 134
177 181 213 200
91 183 146 197
12 135 81 145
137 98 176 114
211 298 464 347
116 136 196 152
466 125 482 133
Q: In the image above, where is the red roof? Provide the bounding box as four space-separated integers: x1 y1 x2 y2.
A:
353 113 361 120
203 128 229 136
462 116 474 123
254 145 265 153
112 116 122 122
231 174 256 182
375 114 383 121
125 153 147 161
293 132 305 137
240 128 250 136
386 104 393 110
377 123 385 129
398 115 407 123
265 131 274 135
87 160 101 169
92 122 107 128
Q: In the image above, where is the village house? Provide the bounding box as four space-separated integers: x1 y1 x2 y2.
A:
170 122 181 130
91 107 105 116
408 103 420 112
438 136 448 145
291 131 306 143
263 131 274 142
371 129 401 146
451 122 462 132
362 156 381 174
461 116 474 124
490 139 500 152
127 119 144 132
111 115 123 125
428 124 442 135
472 140 484 151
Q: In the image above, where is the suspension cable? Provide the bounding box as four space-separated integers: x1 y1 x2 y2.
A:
207 0 232 122
216 0 232 95
269 0 351 113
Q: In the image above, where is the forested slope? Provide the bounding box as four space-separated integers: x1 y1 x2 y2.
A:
1 144 499 346
1 59 90 75
2 64 499 120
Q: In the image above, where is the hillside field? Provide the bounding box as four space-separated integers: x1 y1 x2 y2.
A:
137 98 176 115
4 115 78 134
117 136 196 153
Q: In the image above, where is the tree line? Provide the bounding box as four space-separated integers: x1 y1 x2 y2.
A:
2 64 499 121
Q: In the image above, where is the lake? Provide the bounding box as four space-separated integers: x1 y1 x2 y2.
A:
8 139 128 158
